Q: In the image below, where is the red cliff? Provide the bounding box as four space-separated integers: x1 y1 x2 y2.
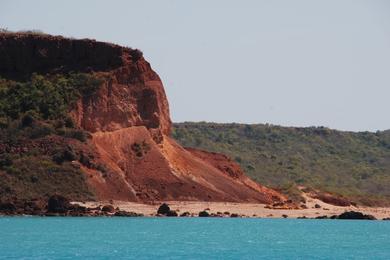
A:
0 33 285 204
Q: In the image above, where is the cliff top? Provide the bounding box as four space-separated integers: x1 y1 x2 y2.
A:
0 31 143 80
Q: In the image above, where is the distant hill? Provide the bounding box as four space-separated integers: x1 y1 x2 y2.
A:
172 122 390 206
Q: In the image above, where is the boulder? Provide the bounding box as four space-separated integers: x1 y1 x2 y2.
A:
337 211 376 220
180 212 190 217
101 205 115 213
157 203 170 215
198 211 210 217
47 195 70 213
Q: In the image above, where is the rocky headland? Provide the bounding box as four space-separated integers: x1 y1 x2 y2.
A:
0 32 284 210
0 32 389 220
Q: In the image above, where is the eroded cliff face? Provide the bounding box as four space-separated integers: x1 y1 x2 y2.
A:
0 33 171 138
0 33 285 204
70 55 171 138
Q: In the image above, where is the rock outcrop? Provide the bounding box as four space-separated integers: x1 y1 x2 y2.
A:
47 195 71 213
0 33 285 204
336 211 376 220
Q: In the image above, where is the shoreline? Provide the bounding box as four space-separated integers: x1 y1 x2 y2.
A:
77 199 390 220
1 194 390 219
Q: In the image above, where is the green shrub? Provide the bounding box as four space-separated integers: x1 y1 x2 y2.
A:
0 73 102 122
28 123 55 139
52 148 78 164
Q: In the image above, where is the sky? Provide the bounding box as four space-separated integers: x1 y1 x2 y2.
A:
1 0 390 131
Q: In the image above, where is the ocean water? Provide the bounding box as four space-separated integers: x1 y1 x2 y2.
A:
0 217 389 259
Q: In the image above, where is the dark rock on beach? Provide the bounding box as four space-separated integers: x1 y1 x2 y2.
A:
337 211 376 220
157 203 171 215
47 195 71 213
101 205 115 213
156 203 177 216
198 211 210 217
180 212 191 217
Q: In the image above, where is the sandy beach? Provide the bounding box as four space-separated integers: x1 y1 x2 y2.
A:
77 194 390 219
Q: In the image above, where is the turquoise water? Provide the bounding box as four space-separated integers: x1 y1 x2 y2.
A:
0 218 389 259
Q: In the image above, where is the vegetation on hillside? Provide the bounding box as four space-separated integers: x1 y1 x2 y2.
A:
172 122 390 206
0 73 101 121
0 73 103 201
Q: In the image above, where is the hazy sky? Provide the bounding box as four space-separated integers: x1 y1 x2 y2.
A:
1 0 389 131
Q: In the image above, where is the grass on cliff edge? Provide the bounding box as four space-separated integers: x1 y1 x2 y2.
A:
172 122 390 206
0 73 102 202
